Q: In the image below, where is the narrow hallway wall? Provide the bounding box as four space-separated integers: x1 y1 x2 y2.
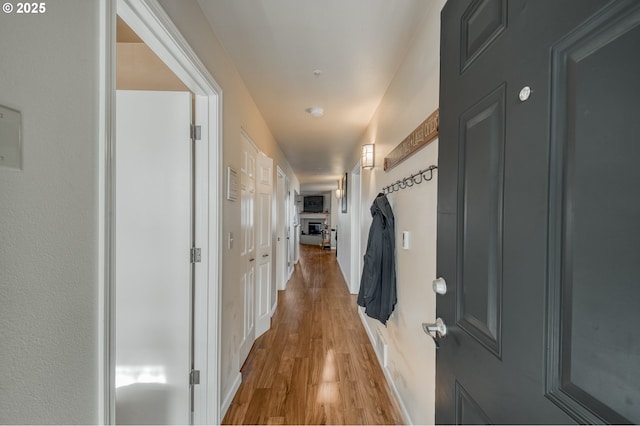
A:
342 2 446 423
0 1 100 423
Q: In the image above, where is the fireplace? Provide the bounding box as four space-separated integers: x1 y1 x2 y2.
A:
308 222 323 235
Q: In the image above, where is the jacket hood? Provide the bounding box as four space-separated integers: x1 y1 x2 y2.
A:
371 194 395 224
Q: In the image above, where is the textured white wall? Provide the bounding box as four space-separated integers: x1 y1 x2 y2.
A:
345 2 446 423
0 1 100 423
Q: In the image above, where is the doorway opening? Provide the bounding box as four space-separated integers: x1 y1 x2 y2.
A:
99 1 222 424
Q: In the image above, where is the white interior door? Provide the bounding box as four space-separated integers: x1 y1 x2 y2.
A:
255 153 273 338
293 190 300 264
286 179 294 278
238 133 257 364
276 169 286 291
115 90 192 425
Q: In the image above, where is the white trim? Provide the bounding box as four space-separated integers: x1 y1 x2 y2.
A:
104 1 223 423
220 372 242 420
337 255 350 290
194 93 213 425
276 167 287 291
116 0 222 96
358 309 412 425
241 127 260 153
97 1 116 424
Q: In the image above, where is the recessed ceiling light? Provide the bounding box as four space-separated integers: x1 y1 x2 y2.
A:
305 107 324 118
313 69 323 77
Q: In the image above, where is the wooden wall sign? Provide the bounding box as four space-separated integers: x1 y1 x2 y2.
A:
384 109 439 171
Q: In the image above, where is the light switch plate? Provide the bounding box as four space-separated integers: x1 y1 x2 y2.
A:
402 231 409 250
0 105 22 170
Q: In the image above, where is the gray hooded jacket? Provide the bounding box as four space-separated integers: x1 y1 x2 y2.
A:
357 193 396 325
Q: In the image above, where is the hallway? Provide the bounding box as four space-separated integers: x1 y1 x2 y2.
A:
222 244 404 425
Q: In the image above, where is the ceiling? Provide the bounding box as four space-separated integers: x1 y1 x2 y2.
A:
197 0 434 192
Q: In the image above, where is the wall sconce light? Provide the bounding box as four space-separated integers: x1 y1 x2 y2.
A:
335 189 342 199
362 144 375 169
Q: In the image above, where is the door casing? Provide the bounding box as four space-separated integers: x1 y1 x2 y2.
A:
98 0 223 423
276 167 287 291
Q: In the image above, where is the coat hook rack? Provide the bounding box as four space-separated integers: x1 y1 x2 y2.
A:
382 165 438 195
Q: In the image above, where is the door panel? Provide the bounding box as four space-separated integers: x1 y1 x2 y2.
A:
546 2 640 423
286 179 294 278
460 0 506 72
437 0 640 424
276 171 286 291
115 90 191 425
455 382 492 425
239 134 257 364
255 152 273 337
457 83 505 357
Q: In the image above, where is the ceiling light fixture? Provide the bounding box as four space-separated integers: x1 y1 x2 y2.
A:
305 107 324 118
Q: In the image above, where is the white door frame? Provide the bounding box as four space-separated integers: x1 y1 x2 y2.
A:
98 1 222 424
276 167 287 291
286 179 294 279
350 161 362 294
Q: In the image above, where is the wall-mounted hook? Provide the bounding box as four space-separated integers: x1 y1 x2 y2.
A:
380 165 438 194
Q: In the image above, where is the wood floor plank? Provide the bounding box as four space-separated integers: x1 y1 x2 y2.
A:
335 352 357 383
265 373 289 418
283 356 310 424
243 388 271 425
222 244 403 425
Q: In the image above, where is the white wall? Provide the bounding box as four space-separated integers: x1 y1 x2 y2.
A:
0 1 100 423
344 2 446 423
157 0 300 412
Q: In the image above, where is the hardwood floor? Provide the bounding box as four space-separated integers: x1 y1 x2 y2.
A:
222 244 404 425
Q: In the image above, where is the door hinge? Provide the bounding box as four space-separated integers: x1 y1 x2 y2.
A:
190 124 201 141
190 247 201 263
190 369 200 385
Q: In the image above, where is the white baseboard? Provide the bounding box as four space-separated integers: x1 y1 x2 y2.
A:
357 309 413 425
336 258 352 292
220 372 242 420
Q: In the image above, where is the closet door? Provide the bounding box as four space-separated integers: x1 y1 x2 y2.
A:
115 90 192 425
238 132 257 364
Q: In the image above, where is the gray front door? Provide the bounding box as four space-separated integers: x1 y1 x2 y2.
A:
436 0 640 423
